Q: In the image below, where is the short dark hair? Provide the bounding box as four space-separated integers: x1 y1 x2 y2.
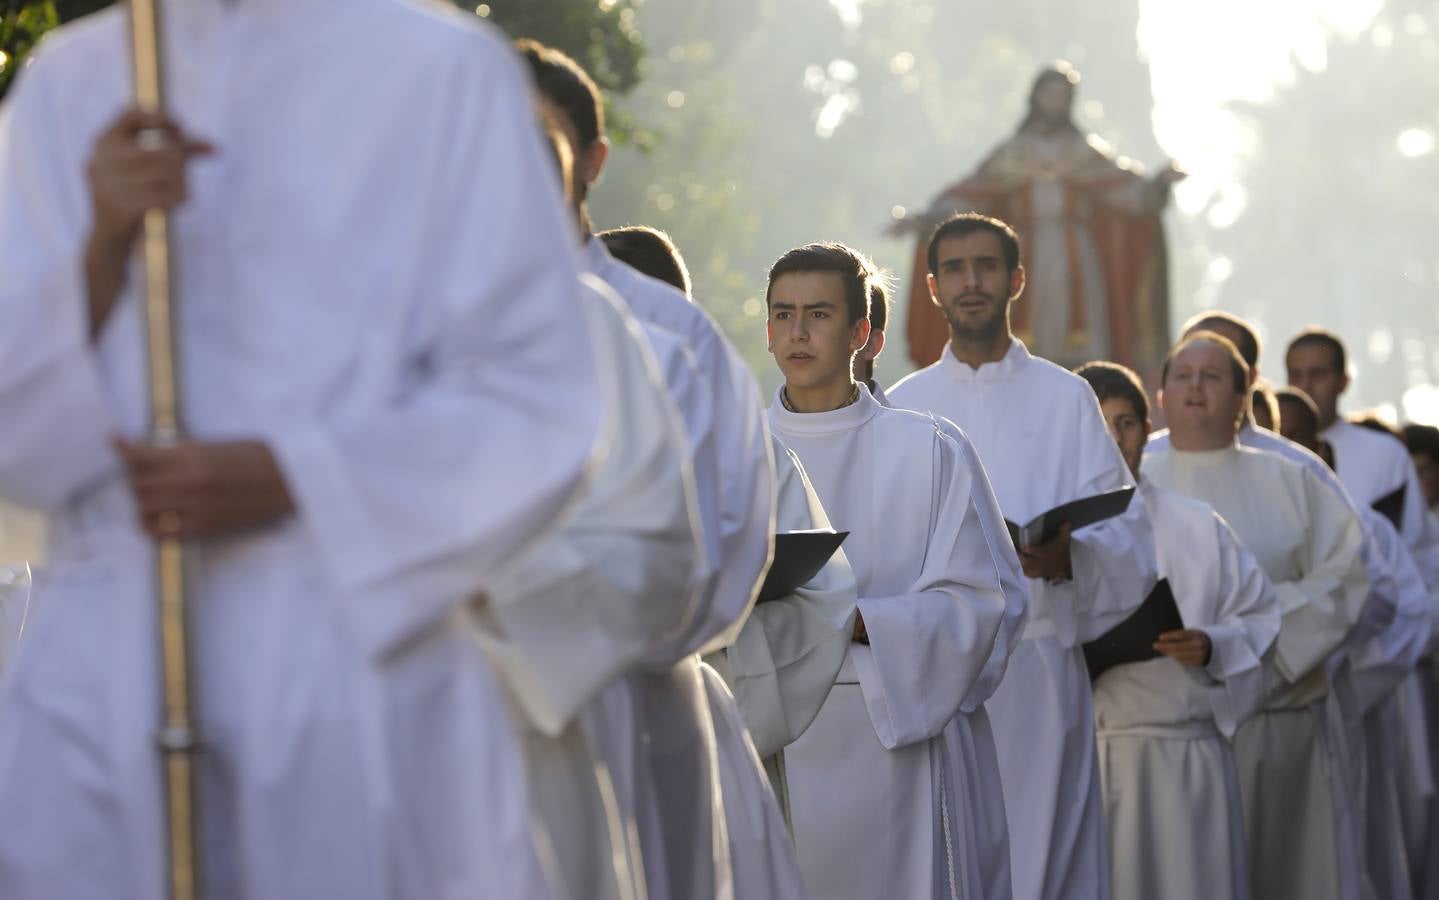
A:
1075 361 1149 422
765 242 872 326
1403 423 1439 461
866 269 892 332
600 226 692 297
1349 413 1405 444
1251 379 1280 429
1287 327 1347 375
1161 331 1248 395
1182 311 1261 368
1275 385 1321 432
926 212 1021 277
536 103 574 197
515 40 605 149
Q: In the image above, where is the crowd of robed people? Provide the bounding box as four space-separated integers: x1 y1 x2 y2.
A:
1 5 1438 900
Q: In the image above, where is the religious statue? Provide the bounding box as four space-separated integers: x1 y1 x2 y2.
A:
891 62 1184 377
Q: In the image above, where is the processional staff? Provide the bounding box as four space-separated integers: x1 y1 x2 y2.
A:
127 1 203 897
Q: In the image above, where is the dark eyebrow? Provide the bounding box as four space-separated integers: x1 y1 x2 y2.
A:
773 299 838 311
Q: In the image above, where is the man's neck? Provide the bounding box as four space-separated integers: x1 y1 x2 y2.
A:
948 331 1011 370
1318 409 1339 432
1169 429 1235 452
784 378 858 414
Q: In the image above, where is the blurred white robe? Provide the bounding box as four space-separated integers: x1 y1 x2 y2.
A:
715 437 857 809
582 238 780 899
1093 480 1279 900
476 276 704 900
0 5 599 897
1142 445 1368 900
769 387 1010 900
890 338 1158 900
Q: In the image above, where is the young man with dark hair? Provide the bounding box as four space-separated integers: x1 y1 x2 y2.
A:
888 211 1158 900
765 240 1016 900
1075 360 1278 900
1287 328 1439 580
851 269 892 399
1251 380 1281 431
1144 334 1369 900
522 40 823 899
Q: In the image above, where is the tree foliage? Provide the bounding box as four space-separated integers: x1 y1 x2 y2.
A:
0 1 58 99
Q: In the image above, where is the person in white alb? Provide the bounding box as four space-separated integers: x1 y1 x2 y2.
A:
765 241 1012 900
1142 332 1369 900
0 3 611 897
520 40 800 898
1275 386 1435 900
1077 361 1280 900
889 212 1159 900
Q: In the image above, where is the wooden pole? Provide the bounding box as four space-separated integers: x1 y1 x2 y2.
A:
127 2 202 898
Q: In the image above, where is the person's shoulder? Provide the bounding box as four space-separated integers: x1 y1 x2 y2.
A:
1020 353 1095 397
1147 481 1216 526
361 0 519 73
885 360 945 398
13 5 125 87
1336 419 1410 461
872 403 958 452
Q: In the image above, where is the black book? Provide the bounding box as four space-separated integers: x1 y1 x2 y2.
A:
1372 483 1406 529
1082 578 1185 681
757 530 850 603
1004 486 1136 549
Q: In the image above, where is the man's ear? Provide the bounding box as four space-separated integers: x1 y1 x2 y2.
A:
579 137 610 188
1156 388 1166 411
850 318 873 354
860 328 886 362
927 272 941 307
765 319 775 353
1339 370 1352 396
1010 265 1026 300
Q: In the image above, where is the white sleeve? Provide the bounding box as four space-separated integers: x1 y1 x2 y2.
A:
1268 467 1370 683
721 439 857 758
1200 513 1281 736
0 45 123 511
851 429 1008 748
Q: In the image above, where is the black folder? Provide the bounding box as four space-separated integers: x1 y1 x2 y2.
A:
1372 483 1406 529
1004 486 1136 549
757 530 849 603
1082 578 1185 681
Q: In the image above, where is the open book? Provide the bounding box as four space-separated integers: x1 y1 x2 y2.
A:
757 530 849 603
1004 486 1136 549
1372 483 1406 529
1081 578 1184 681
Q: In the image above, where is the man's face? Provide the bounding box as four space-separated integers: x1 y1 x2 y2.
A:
927 231 1023 345
767 271 869 393
1100 396 1148 478
1286 344 1347 424
1413 451 1439 509
1277 400 1322 454
1160 341 1244 445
